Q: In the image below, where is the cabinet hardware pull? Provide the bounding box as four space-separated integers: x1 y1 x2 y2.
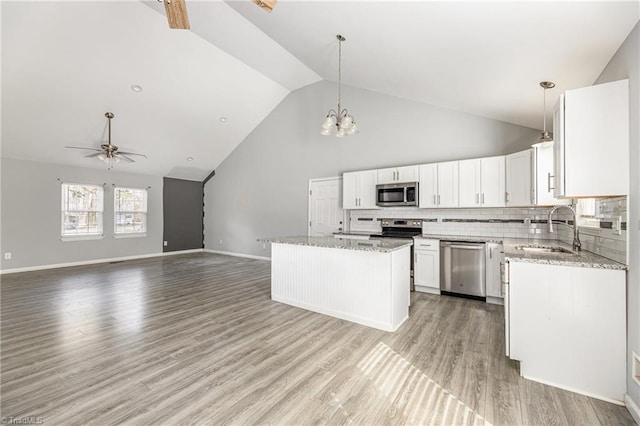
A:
437 194 440 205
547 172 555 192
476 193 479 204
482 193 485 204
506 192 509 202
433 195 436 205
490 247 493 259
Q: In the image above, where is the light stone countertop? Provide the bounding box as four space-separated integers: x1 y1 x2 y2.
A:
259 236 412 253
501 240 627 270
416 233 627 270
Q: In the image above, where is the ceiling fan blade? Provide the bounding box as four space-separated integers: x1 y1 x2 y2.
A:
251 0 277 13
118 151 148 159
84 152 104 158
163 0 190 29
65 145 102 152
116 154 136 163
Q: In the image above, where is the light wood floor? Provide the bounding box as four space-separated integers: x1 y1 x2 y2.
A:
1 252 634 425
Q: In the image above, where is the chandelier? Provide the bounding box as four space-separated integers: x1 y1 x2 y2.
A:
532 81 555 147
321 34 358 137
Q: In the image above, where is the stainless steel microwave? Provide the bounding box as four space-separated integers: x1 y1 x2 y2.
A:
376 182 419 207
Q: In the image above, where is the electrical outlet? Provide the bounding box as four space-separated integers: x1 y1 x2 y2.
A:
163 241 168 247
263 244 266 249
613 216 622 235
220 239 223 245
4 252 11 260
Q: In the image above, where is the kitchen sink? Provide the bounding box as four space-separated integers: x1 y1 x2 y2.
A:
514 246 574 254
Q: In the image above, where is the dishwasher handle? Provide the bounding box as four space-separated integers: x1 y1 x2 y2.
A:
445 243 485 250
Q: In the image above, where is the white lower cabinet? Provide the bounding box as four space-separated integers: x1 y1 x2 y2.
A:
485 242 503 302
508 261 626 403
414 238 440 294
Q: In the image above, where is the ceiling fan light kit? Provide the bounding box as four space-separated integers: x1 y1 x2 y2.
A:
321 34 358 138
532 81 556 148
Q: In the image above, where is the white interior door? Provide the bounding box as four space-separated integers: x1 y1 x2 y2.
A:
309 178 344 236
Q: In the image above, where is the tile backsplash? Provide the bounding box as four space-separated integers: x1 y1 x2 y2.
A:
350 196 628 265
558 196 627 264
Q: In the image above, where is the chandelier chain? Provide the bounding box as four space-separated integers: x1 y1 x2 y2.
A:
338 36 342 114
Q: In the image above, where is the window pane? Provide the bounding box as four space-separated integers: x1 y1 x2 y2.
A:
114 187 147 234
61 183 104 236
62 212 103 235
63 184 103 212
115 213 146 234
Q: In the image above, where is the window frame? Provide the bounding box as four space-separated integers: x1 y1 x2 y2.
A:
60 183 104 241
113 186 148 238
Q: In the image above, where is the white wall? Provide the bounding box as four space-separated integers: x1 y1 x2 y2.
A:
0 158 163 270
594 22 640 412
204 81 539 257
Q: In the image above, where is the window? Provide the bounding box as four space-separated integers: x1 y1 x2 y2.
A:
61 183 104 238
576 198 599 228
114 187 147 235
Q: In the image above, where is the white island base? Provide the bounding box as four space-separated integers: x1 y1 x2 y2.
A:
270 241 410 332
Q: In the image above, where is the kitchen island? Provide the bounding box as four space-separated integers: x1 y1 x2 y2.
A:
258 236 412 332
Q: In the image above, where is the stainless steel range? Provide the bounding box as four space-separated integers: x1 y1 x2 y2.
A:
374 218 423 291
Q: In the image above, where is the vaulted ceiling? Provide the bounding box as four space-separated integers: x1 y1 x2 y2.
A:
2 1 638 180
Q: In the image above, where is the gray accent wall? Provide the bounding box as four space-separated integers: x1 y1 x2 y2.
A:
0 158 163 270
595 22 640 411
203 81 540 258
163 177 203 252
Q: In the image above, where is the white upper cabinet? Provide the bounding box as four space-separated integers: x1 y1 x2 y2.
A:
437 161 459 207
534 143 570 206
418 163 438 208
505 149 533 207
418 161 459 208
553 79 629 198
459 156 505 207
458 159 481 207
377 165 419 184
481 156 506 207
343 170 378 209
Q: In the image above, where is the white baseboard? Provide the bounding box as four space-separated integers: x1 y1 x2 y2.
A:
203 249 271 261
0 249 204 275
625 393 640 424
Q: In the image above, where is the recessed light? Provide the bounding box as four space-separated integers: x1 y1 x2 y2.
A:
219 116 227 123
131 85 143 93
186 157 194 161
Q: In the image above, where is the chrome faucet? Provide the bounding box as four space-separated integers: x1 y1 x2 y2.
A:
548 205 581 252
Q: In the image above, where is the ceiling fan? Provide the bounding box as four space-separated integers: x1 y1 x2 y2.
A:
65 112 147 167
158 0 277 30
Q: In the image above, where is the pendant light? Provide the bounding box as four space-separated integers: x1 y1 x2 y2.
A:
532 81 555 147
321 34 358 137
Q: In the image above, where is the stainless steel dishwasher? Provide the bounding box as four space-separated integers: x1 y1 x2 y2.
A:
440 241 486 300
